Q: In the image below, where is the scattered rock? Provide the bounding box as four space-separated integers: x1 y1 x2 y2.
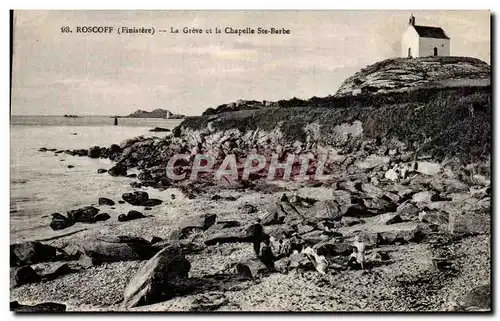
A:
149 127 171 132
313 241 353 257
122 191 149 206
412 191 439 203
416 161 442 176
462 284 491 310
150 236 164 244
97 168 108 174
67 206 100 223
10 301 66 312
300 230 330 245
378 213 403 225
126 210 146 221
377 224 425 245
396 201 420 219
235 259 269 279
78 236 158 266
472 175 490 187
98 197 115 206
418 211 449 225
355 155 391 170
31 262 73 280
240 204 257 214
67 165 74 169
10 241 58 267
94 213 111 222
88 146 101 158
123 245 191 308
144 198 163 206
178 213 217 238
341 216 364 226
204 225 252 246
385 169 399 181
10 266 40 288
108 164 128 177
49 213 73 231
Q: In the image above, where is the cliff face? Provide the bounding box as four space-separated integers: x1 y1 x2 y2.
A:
335 56 490 97
125 109 185 119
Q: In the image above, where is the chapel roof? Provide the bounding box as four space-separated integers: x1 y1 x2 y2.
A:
413 25 450 39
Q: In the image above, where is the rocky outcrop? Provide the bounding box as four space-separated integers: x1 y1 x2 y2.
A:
335 56 490 97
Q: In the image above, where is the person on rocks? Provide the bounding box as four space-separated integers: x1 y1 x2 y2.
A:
352 235 366 269
289 232 304 254
278 238 292 257
259 238 276 271
347 246 366 270
250 218 266 257
303 247 328 275
347 247 361 270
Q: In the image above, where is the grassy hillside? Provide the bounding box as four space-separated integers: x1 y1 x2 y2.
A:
176 85 491 164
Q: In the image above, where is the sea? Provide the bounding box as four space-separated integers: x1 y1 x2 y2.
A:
10 116 183 243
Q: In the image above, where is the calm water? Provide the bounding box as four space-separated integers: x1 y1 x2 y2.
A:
10 116 183 242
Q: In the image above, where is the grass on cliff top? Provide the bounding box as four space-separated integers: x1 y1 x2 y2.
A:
176 86 491 163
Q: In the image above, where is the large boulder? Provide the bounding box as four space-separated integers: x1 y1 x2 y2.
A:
78 236 158 266
122 191 149 206
10 241 58 267
10 266 41 288
204 226 253 246
122 245 191 308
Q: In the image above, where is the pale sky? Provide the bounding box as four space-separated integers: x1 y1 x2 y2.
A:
11 10 490 116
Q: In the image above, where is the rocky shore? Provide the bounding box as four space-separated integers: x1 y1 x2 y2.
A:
11 56 491 312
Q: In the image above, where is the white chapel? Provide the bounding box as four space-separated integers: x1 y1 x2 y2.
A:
401 15 451 58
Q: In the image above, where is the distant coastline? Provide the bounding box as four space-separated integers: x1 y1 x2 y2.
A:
120 109 185 119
